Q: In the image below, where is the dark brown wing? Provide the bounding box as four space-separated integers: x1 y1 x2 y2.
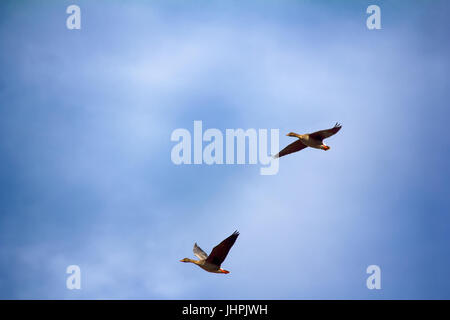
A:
206 231 239 267
273 140 307 158
308 122 342 141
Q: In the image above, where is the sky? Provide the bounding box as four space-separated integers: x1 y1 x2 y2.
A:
0 0 449 299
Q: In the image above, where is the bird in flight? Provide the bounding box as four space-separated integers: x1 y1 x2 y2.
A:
274 123 342 158
180 231 239 274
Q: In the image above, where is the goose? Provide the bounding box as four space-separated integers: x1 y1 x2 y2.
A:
180 231 239 274
274 123 342 158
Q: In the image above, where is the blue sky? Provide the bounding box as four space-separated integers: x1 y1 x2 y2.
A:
0 0 449 299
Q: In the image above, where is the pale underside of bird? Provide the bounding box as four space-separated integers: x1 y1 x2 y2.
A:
274 123 342 158
180 231 239 274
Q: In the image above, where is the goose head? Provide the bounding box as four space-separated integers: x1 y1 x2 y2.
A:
287 132 302 138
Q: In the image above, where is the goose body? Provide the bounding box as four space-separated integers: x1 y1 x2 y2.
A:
274 123 342 158
180 231 239 274
295 134 325 149
183 259 229 274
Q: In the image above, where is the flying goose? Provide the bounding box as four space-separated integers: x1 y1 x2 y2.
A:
274 123 342 158
180 231 239 274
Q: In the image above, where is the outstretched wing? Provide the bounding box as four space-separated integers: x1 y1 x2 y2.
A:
206 231 239 267
273 140 307 158
309 122 342 141
193 243 208 260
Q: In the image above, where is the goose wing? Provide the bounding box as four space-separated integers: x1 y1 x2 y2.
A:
206 231 239 267
273 140 307 158
193 243 208 260
308 122 342 141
